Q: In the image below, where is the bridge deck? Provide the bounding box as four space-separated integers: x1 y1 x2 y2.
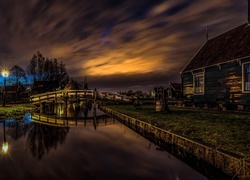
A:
30 90 131 104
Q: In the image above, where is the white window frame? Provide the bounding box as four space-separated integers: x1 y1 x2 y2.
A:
193 72 205 95
242 62 250 93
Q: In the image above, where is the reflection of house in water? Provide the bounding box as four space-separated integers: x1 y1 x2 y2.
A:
181 7 250 111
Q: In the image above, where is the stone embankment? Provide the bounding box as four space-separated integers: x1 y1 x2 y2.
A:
100 106 250 179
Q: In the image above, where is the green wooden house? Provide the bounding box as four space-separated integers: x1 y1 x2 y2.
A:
181 20 250 110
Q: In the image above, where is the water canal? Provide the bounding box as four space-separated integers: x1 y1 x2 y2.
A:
0 103 207 180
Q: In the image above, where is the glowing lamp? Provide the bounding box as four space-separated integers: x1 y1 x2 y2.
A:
2 142 8 154
1 70 9 78
2 69 9 107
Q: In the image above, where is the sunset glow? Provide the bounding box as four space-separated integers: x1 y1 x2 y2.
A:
84 57 164 76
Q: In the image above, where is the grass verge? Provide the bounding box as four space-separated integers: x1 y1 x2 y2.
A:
104 104 250 157
0 104 35 119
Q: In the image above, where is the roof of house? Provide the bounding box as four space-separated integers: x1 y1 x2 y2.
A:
154 86 164 90
5 86 17 92
169 83 181 91
1 85 26 92
182 23 250 73
33 81 59 88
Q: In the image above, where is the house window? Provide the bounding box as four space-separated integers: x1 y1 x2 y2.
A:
194 73 204 94
243 63 250 91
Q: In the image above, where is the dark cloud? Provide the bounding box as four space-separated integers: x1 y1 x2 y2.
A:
0 0 248 92
164 1 192 16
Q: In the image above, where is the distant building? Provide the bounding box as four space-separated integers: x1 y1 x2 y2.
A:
149 89 155 99
154 86 165 101
0 84 26 102
32 80 59 94
166 83 181 100
181 4 250 110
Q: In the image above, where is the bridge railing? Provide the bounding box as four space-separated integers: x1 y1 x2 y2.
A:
30 89 132 104
30 90 95 103
98 91 131 102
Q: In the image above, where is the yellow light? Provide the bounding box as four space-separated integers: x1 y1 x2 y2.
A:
59 109 63 116
1 69 9 78
2 142 8 154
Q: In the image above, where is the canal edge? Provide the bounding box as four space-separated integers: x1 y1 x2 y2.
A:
99 106 250 179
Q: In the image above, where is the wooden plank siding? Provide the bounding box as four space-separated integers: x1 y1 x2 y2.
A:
182 72 194 101
182 58 250 107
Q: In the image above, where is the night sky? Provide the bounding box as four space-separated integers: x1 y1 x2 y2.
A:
0 0 247 92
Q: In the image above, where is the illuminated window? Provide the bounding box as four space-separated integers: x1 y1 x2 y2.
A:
194 73 204 94
243 63 250 91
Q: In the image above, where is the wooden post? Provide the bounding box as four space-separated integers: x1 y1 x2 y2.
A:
93 101 97 129
54 92 57 103
63 92 68 118
75 91 77 102
49 102 53 114
94 88 97 100
40 102 46 114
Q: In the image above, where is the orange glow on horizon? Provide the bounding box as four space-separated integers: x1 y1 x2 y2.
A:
83 57 165 76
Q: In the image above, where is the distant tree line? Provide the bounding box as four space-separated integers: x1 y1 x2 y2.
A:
27 51 69 88
118 90 149 98
5 51 72 90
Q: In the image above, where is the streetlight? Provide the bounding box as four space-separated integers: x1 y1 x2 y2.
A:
2 121 8 154
2 69 9 107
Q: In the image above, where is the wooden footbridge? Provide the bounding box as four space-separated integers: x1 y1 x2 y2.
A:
30 89 131 104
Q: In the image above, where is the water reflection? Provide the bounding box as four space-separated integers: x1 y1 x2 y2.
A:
6 118 30 140
0 104 207 180
1 116 70 160
27 123 69 160
32 101 110 129
2 121 8 154
1 103 113 160
43 100 96 119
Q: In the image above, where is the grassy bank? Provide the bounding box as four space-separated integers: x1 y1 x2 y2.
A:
0 104 34 119
104 104 250 157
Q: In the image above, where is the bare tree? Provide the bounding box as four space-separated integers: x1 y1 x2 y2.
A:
27 51 69 89
10 65 26 85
